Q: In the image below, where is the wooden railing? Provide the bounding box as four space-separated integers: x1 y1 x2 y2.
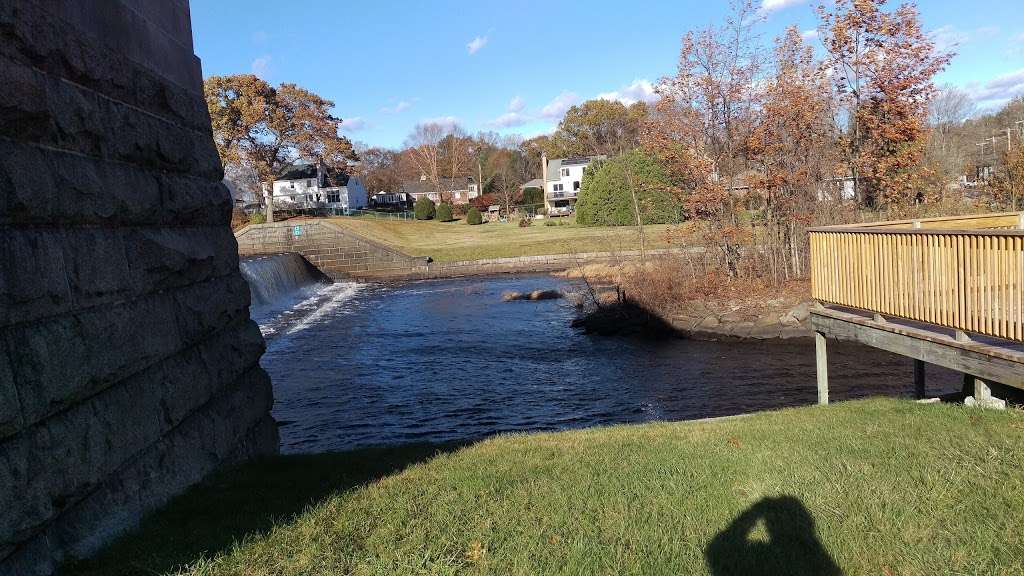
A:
809 212 1024 342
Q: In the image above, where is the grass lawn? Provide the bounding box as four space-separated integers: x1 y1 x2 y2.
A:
65 399 1024 576
327 216 683 263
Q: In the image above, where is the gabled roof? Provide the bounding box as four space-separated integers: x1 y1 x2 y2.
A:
400 176 476 196
276 163 351 187
520 178 544 189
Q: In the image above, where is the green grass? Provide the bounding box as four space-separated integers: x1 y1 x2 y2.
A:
65 399 1024 576
327 216 683 263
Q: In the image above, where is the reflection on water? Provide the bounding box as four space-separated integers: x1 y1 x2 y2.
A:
257 275 961 453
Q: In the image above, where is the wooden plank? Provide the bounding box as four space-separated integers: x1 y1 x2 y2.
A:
811 309 1024 390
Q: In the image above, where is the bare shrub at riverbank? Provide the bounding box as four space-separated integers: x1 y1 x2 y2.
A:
563 250 814 339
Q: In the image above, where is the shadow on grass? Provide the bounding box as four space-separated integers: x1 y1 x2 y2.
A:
705 496 842 576
62 442 467 576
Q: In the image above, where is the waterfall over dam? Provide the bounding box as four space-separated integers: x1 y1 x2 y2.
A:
240 254 331 317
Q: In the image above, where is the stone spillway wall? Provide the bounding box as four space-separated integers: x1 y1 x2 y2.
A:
0 1 278 573
235 220 432 280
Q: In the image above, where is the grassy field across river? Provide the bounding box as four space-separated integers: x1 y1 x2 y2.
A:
66 399 1024 576
326 216 681 263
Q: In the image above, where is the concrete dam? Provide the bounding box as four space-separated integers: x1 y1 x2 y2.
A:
0 1 276 573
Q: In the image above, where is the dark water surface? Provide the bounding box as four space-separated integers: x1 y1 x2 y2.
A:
259 275 961 453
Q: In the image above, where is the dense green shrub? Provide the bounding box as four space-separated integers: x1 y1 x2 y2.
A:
250 212 266 224
575 150 682 226
521 187 544 207
467 207 483 225
414 196 436 220
436 203 454 222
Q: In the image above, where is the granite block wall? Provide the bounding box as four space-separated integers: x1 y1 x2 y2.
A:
0 1 278 573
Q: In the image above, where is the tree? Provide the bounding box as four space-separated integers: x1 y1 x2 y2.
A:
404 122 473 202
999 145 1024 210
926 85 975 186
817 0 953 207
556 100 649 157
436 202 454 222
643 0 763 275
355 146 403 193
204 75 358 195
466 207 483 225
414 196 436 220
747 26 839 280
575 150 680 226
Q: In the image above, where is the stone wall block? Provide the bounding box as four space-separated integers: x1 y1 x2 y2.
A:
0 345 22 439
0 1 210 130
5 293 182 427
0 141 231 227
0 320 265 556
0 229 73 326
0 56 220 179
125 227 237 294
61 229 132 306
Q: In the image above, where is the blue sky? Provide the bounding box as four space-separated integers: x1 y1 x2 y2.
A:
191 0 1024 149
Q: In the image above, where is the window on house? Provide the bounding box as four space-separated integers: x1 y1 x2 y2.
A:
306 179 313 187
553 183 563 192
327 191 341 203
573 181 580 190
561 168 570 177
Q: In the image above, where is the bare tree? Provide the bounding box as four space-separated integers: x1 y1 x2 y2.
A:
404 123 446 199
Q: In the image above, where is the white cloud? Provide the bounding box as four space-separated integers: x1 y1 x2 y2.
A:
801 29 818 41
488 112 529 128
251 55 271 79
596 79 660 106
759 0 805 15
487 97 531 128
467 35 489 55
540 90 579 120
340 117 368 132
929 25 969 53
1010 32 1024 57
381 100 413 114
967 68 1024 109
420 116 461 131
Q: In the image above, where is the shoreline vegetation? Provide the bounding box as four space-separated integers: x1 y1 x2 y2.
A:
64 399 1024 576
560 262 814 340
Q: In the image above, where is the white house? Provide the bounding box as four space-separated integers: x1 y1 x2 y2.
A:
399 175 479 204
541 154 606 215
271 163 368 211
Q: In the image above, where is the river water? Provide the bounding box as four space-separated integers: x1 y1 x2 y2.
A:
253 273 961 453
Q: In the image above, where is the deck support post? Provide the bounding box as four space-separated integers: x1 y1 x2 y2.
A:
815 331 829 405
974 378 992 401
913 360 926 399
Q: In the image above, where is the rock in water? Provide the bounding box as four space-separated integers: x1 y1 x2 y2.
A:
502 290 563 301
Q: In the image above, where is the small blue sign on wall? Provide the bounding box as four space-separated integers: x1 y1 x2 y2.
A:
292 225 303 237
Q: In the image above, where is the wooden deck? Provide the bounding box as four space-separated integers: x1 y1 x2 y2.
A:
809 212 1024 405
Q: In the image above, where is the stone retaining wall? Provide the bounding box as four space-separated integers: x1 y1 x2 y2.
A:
235 220 430 279
0 2 276 573
235 220 694 281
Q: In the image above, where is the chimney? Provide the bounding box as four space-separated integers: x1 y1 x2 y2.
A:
541 152 549 212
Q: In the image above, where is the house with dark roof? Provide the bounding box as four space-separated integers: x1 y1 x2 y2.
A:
399 175 479 204
271 162 367 210
541 154 606 215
